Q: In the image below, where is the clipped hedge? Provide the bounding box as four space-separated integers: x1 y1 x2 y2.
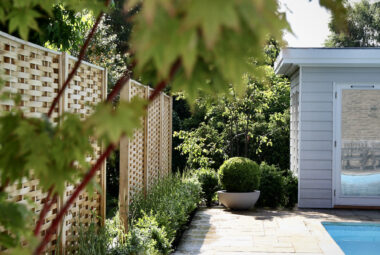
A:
218 157 260 192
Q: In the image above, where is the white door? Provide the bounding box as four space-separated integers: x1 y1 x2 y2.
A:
334 83 380 206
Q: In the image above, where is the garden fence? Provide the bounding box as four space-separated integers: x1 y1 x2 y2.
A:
119 79 172 229
0 31 107 253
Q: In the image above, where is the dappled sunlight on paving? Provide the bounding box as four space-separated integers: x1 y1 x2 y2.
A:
173 207 380 255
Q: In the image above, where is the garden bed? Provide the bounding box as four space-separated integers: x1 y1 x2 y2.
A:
72 173 202 254
172 207 198 251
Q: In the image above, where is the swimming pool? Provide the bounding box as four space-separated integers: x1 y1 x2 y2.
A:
323 222 380 255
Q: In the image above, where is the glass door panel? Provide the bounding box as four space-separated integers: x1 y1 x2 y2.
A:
341 89 380 197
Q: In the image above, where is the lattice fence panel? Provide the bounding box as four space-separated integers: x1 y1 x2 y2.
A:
119 80 172 228
147 89 161 189
128 81 146 199
63 57 105 250
0 32 106 254
0 33 61 120
0 32 62 253
161 95 171 176
66 57 103 119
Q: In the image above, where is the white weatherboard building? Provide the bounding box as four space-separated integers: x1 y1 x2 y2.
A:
275 48 380 208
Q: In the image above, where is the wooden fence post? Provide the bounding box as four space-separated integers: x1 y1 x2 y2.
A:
143 87 149 196
169 96 173 173
159 93 164 177
118 81 172 232
119 80 131 231
100 68 107 224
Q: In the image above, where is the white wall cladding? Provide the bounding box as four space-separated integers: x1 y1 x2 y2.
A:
298 67 380 208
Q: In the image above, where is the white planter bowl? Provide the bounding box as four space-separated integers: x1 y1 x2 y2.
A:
217 190 260 210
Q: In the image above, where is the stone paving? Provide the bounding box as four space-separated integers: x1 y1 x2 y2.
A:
174 207 380 255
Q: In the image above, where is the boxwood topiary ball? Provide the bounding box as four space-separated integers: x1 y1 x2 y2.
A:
218 157 260 192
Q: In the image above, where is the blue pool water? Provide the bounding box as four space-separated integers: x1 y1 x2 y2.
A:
323 222 380 255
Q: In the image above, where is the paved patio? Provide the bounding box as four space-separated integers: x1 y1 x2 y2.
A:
174 207 380 255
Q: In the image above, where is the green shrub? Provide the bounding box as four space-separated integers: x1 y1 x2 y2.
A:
129 173 201 241
283 171 298 208
72 174 201 254
218 157 260 192
111 213 171 255
257 162 285 208
70 219 111 255
195 168 219 207
257 163 298 208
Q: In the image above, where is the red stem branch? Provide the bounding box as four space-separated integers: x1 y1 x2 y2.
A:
47 0 111 118
148 59 181 102
106 61 136 103
34 187 57 236
34 143 115 255
34 59 181 255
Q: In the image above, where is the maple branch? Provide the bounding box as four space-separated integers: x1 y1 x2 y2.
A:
34 67 135 252
148 59 181 102
34 143 115 255
47 0 111 118
34 187 56 236
34 59 182 255
106 60 136 103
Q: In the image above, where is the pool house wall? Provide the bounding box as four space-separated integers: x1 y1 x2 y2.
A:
276 48 380 208
298 67 380 208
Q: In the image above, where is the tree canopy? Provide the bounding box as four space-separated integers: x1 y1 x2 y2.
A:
325 0 380 47
174 43 290 171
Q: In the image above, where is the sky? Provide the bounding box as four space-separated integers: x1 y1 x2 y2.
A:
279 0 379 47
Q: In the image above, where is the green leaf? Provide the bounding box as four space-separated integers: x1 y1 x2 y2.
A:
0 232 17 249
131 0 290 105
178 29 198 76
0 195 33 249
48 113 94 193
86 97 147 144
0 113 29 183
319 0 347 33
0 7 5 23
183 0 239 48
132 7 199 79
171 59 228 103
8 8 41 40
33 0 54 16
125 0 174 23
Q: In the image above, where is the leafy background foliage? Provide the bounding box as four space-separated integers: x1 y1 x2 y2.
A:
0 0 105 41
173 49 290 171
325 0 380 47
0 0 349 253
